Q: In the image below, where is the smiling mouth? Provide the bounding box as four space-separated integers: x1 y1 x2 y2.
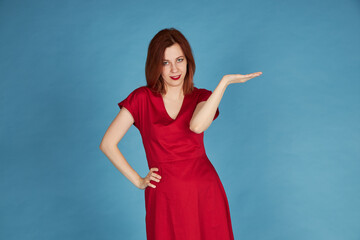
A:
170 74 181 80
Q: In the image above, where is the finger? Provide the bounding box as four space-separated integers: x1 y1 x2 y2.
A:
152 173 162 179
247 73 261 78
150 176 160 182
249 72 261 76
148 183 156 188
151 168 159 172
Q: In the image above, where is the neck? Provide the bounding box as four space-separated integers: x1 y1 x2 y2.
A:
163 83 184 99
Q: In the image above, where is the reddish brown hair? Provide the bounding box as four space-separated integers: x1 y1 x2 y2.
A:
145 28 195 96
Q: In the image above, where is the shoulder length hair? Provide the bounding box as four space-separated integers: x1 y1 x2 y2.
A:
145 28 195 96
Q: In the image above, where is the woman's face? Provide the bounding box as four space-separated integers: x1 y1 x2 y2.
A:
161 43 187 90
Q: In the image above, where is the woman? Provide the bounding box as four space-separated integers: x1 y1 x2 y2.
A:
100 27 262 240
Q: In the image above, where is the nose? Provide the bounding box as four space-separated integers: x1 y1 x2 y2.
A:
170 63 178 73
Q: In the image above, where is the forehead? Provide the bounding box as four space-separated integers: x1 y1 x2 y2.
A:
163 43 184 59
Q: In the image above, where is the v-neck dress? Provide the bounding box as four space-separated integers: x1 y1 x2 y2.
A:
118 86 234 240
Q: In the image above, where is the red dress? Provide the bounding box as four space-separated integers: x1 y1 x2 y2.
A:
118 86 234 240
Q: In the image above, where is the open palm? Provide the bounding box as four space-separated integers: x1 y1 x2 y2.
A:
223 72 263 85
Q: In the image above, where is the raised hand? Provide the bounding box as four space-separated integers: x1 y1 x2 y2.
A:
137 167 162 190
223 72 263 85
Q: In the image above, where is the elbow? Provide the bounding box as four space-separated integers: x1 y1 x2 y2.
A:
99 140 118 152
189 124 204 134
99 143 105 152
99 141 110 152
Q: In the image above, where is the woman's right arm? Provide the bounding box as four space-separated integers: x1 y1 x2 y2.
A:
99 107 143 188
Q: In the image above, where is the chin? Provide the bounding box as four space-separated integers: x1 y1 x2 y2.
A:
165 79 184 86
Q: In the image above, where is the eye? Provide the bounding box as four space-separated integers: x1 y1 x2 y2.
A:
163 61 168 65
177 58 184 62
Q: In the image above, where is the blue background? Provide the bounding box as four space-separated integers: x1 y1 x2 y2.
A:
1 0 359 239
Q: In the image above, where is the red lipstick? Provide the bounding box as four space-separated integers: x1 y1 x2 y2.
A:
170 74 181 80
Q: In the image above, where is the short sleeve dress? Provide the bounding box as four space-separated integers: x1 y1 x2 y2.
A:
118 86 234 240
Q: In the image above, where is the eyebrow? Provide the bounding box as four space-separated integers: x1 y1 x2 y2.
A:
163 56 184 61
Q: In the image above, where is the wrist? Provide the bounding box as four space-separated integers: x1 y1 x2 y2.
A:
220 77 230 88
135 176 142 188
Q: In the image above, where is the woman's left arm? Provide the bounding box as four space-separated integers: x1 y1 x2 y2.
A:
189 72 263 133
189 78 228 134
